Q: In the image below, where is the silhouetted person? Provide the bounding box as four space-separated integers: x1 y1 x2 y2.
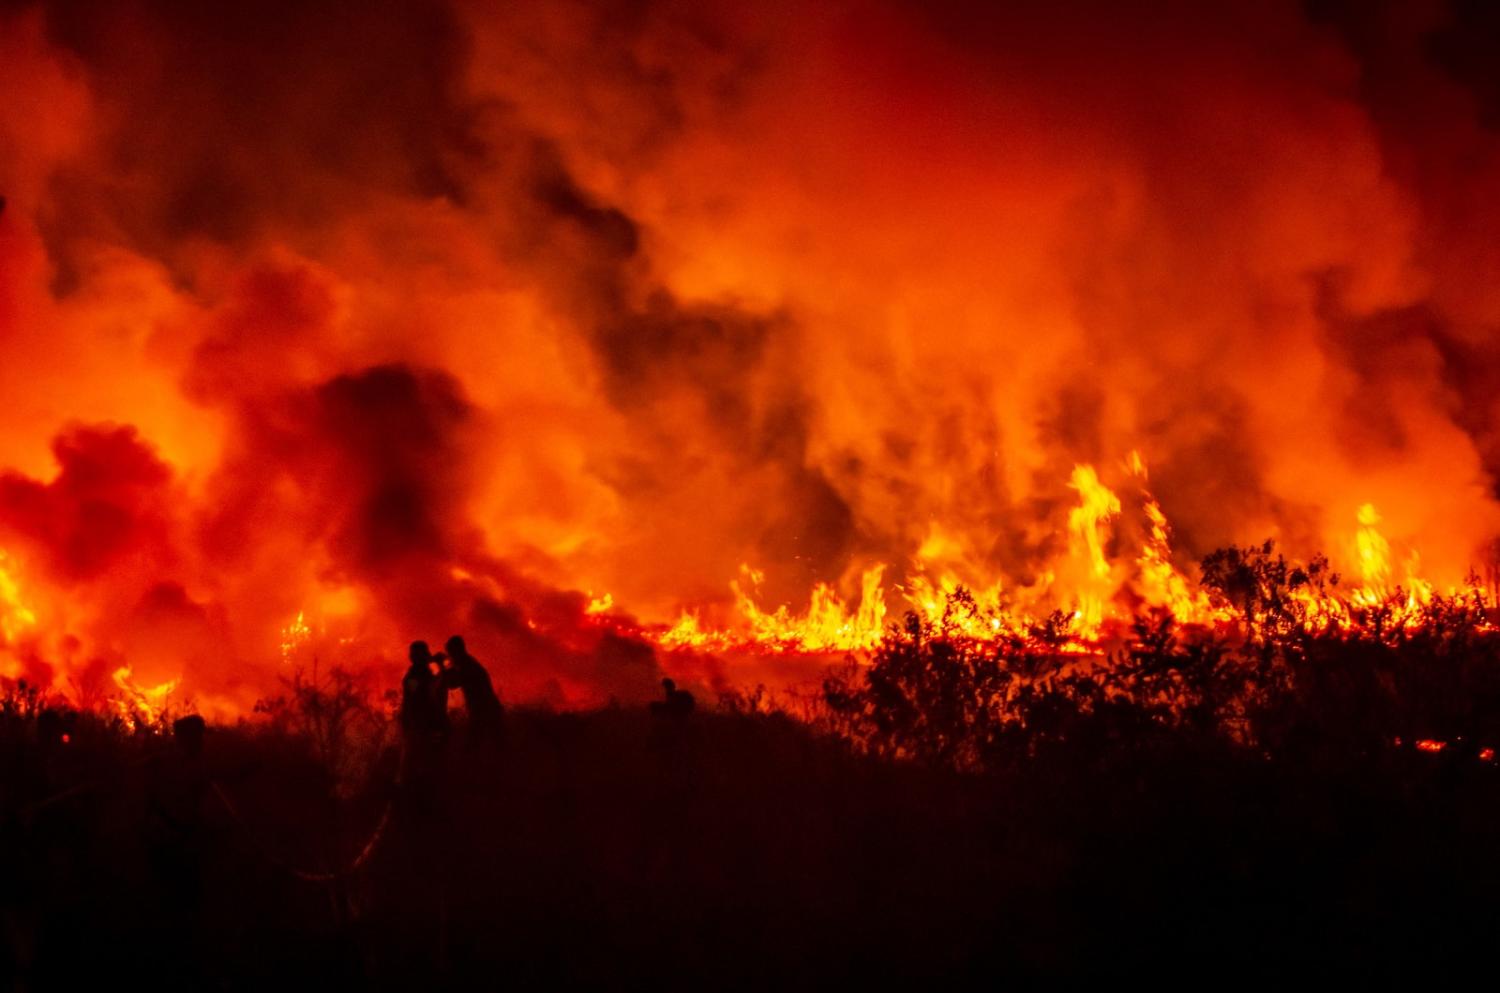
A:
400 640 450 793
400 641 449 739
647 679 698 800
440 635 504 749
650 678 695 718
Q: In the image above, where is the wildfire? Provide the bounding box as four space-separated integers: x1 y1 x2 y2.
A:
0 549 37 646
280 610 311 664
111 664 179 730
660 564 888 653
660 610 709 649
1137 497 1223 625
5 0 1500 719
650 455 1487 658
1346 504 1435 613
1356 503 1393 599
1066 464 1122 635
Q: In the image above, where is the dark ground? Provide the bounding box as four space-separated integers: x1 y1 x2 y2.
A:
4 698 1500 991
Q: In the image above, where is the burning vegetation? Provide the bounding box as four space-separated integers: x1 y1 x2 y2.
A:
6 1 1500 715
653 452 1475 655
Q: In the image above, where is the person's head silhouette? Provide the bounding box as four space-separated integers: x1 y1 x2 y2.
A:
410 640 434 665
445 635 466 658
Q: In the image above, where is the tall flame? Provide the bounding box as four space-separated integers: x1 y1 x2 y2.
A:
111 664 179 730
651 456 1484 656
0 549 37 648
1356 503 1393 601
1066 465 1122 635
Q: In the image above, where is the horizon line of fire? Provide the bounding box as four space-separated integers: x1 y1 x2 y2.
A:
1 453 1494 723
649 455 1472 654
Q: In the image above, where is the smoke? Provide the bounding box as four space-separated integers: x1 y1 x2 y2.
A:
3 0 1500 708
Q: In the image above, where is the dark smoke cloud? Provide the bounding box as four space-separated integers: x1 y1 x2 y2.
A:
0 425 175 581
29 0 473 252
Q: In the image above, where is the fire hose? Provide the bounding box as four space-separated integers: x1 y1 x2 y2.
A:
18 746 166 818
208 778 395 884
19 753 398 885
16 734 413 897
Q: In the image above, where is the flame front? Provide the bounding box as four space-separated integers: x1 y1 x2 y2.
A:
650 456 1481 657
111 664 179 730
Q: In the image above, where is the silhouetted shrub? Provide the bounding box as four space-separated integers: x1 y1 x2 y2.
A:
253 665 393 796
826 542 1500 774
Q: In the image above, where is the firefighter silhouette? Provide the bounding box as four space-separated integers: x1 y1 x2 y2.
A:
439 635 504 749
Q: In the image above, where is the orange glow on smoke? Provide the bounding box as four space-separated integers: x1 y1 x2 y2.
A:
648 456 1478 655
3 1 1500 712
0 549 37 650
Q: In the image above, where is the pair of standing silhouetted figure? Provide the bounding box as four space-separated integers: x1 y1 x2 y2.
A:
401 635 503 752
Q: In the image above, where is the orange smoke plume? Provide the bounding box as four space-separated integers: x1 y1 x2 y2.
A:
3 0 1500 712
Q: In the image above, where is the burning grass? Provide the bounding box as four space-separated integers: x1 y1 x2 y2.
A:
649 456 1482 665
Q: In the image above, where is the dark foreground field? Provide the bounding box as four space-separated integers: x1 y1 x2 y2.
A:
5 691 1500 990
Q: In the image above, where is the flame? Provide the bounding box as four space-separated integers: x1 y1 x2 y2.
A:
1328 503 1441 625
0 549 37 646
111 664 179 730
1130 454 1229 624
727 564 887 652
1136 497 1225 625
660 610 708 648
280 610 311 664
649 456 1489 657
1355 503 1392 602
1064 465 1122 636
